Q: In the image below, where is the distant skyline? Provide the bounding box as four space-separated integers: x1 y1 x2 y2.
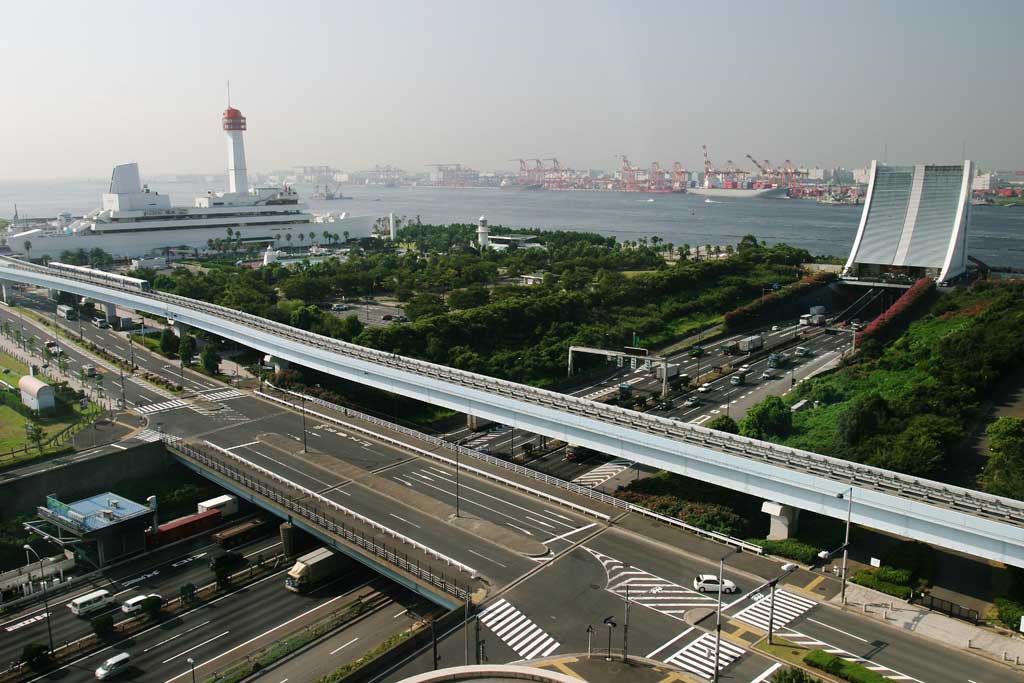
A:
2 0 1022 181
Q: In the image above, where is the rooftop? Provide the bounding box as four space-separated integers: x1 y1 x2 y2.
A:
43 492 150 533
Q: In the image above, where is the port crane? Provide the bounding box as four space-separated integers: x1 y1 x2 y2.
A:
617 155 641 191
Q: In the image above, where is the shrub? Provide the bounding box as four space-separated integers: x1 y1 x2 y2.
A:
849 569 912 600
91 613 114 638
142 595 163 621
772 667 820 683
856 277 934 346
874 566 912 586
21 643 49 670
994 597 1024 630
804 649 889 683
747 538 819 564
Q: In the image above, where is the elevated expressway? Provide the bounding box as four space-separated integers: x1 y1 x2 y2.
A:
2 256 1023 568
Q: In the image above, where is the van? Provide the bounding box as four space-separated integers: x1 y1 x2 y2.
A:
121 594 162 614
82 364 97 377
794 346 809 357
92 316 109 329
95 652 131 680
69 589 113 616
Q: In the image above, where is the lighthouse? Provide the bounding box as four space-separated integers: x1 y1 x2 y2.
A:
477 215 489 249
223 106 248 194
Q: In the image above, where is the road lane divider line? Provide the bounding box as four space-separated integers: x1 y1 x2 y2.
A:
144 620 212 652
162 630 230 663
329 637 359 655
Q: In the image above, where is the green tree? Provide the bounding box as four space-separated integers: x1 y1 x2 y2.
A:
737 234 759 252
867 414 961 478
707 415 739 434
404 293 448 321
740 395 792 440
983 416 1024 498
214 565 232 590
772 667 819 683
25 422 44 453
141 595 163 621
447 285 490 310
335 315 364 340
159 328 179 356
91 613 114 639
21 643 49 670
23 240 32 259
835 392 888 447
179 582 197 606
178 335 196 368
200 344 221 375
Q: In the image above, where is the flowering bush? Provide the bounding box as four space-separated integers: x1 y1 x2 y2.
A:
724 272 836 330
856 277 935 346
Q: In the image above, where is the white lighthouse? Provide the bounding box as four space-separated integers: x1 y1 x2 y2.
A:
477 215 489 249
223 106 248 194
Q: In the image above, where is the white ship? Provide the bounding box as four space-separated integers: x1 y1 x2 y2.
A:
4 106 374 259
688 186 789 199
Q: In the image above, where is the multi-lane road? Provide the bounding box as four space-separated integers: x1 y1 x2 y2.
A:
3 292 1022 682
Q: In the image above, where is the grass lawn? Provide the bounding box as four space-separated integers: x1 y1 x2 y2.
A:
755 637 822 673
0 352 29 379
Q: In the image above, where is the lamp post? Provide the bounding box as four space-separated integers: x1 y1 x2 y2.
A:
186 657 196 683
23 545 54 655
603 616 616 661
767 563 798 645
455 443 460 518
837 488 853 604
300 392 308 453
622 579 630 663
713 547 741 683
586 625 594 658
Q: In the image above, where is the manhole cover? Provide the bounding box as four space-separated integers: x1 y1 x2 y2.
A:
590 584 602 590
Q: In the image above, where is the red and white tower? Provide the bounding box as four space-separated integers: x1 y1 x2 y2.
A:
223 106 248 194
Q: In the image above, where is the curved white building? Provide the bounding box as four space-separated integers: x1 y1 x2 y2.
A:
843 160 973 284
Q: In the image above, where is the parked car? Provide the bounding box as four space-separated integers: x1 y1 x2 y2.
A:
693 574 738 594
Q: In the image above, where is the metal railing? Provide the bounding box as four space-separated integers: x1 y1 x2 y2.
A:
913 594 980 625
166 439 470 601
5 256 1024 529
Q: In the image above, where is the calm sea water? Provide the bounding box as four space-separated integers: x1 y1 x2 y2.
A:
2 179 1022 266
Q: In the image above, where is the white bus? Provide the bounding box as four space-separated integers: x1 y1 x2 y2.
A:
57 304 78 320
68 589 113 616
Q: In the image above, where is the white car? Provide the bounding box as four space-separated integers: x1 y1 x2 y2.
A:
760 371 775 380
693 574 738 594
739 364 751 373
771 325 780 331
696 383 712 393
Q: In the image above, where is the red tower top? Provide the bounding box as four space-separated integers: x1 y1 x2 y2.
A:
222 107 246 131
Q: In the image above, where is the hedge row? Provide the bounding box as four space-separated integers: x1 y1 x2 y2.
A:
994 597 1024 631
804 649 889 683
723 272 836 330
856 277 934 346
849 569 912 600
746 538 820 564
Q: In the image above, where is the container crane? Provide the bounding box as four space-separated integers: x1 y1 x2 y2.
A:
617 155 640 191
671 162 688 191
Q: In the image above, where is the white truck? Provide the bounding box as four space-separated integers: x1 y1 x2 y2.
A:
286 547 345 593
655 363 681 380
197 494 238 518
738 335 763 353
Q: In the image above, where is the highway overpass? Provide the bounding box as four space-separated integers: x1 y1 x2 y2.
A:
2 256 1023 568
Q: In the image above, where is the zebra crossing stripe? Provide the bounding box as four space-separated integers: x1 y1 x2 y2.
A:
778 630 923 682
478 599 560 660
135 399 188 414
664 631 745 679
572 459 632 488
133 430 181 444
201 389 245 401
733 589 817 631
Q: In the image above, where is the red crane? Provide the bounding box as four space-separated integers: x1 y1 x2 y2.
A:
671 162 688 191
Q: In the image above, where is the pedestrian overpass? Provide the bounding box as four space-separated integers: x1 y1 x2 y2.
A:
1 256 1022 568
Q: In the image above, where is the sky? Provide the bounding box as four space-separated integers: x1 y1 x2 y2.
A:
1 0 1022 181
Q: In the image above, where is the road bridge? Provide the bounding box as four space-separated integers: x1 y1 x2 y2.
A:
1 256 1022 568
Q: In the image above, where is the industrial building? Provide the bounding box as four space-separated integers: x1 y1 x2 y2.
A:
843 161 973 284
28 492 155 567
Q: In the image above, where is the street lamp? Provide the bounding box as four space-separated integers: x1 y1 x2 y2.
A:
713 547 741 683
186 657 196 683
586 625 594 658
767 563 799 645
23 545 54 655
603 616 616 661
837 488 853 604
300 392 308 453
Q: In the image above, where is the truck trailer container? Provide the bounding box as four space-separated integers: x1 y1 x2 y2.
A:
212 517 271 548
197 494 238 518
286 547 346 593
655 364 680 380
147 509 222 547
738 335 763 353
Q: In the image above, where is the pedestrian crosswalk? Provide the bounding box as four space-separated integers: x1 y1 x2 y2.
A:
199 388 245 402
663 631 745 679
478 598 560 660
778 630 923 682
572 459 633 488
585 548 717 620
135 399 189 414
733 589 817 631
133 429 181 445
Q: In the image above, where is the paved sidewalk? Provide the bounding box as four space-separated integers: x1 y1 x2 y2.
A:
837 583 1024 670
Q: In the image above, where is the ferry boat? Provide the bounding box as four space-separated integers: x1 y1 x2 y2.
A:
4 106 373 259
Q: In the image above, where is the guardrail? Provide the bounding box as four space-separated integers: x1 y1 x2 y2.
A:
165 439 471 601
5 257 1024 529
262 385 766 554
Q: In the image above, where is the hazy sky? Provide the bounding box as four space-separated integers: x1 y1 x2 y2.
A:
2 0 1021 181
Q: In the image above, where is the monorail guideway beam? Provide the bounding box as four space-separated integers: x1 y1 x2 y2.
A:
2 260 1023 568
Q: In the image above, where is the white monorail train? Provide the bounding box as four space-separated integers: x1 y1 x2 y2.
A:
47 261 151 292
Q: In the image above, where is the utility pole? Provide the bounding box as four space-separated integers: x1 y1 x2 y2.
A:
714 548 741 683
23 545 54 655
300 392 308 453
455 444 460 517
623 581 630 662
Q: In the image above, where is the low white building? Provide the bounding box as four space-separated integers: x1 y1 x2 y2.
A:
19 375 55 414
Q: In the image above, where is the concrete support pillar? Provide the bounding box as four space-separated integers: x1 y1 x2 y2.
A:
172 322 187 338
103 302 117 321
762 501 801 540
264 354 289 373
47 289 59 301
0 281 11 305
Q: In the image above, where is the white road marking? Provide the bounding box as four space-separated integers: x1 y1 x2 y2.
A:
749 662 782 683
806 617 868 642
542 523 596 545
389 513 421 529
143 621 212 652
329 637 359 655
507 523 533 536
162 630 230 663
467 549 507 568
226 441 260 450
392 609 408 619
646 627 694 658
